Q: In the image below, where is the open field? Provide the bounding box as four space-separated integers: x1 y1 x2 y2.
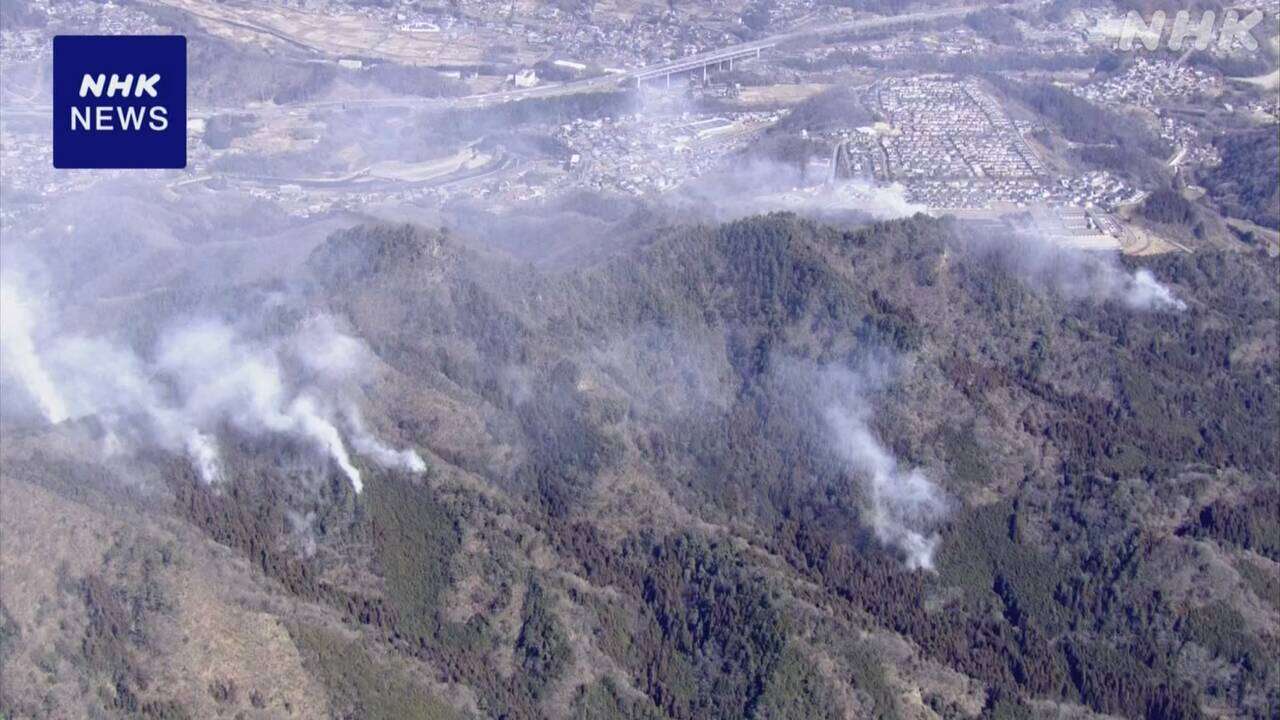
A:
737 83 831 107
151 0 510 65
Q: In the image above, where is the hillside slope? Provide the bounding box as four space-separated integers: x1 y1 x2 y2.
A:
2 214 1277 720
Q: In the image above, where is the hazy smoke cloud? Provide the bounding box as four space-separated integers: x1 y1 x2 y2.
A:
969 229 1187 313
676 158 925 223
290 315 375 382
760 179 926 220
0 279 69 423
818 362 948 571
186 431 222 484
347 406 427 474
0 276 421 493
1124 268 1186 312
155 321 370 490
286 509 319 558
1082 260 1186 313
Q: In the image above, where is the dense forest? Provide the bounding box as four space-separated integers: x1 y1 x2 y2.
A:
28 213 1266 720
1202 128 1280 230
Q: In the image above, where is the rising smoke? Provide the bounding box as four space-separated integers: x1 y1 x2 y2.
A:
966 227 1188 313
809 360 950 571
753 177 926 221
675 157 926 224
0 280 69 424
0 273 423 493
1125 268 1186 312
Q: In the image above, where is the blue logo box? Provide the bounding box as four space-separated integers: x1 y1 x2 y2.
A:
53 35 186 169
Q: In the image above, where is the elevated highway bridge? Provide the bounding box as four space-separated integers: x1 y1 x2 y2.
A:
629 5 990 88
634 45 772 86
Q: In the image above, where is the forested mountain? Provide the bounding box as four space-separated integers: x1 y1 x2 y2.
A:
6 213 1274 720
1203 129 1280 231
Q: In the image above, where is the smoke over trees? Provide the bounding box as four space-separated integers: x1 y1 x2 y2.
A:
1 182 1274 720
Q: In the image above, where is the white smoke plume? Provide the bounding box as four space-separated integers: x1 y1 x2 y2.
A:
818 362 949 571
290 314 375 382
1067 257 1186 313
969 228 1187 313
154 321 372 491
186 431 222 484
1124 268 1186 312
758 179 926 220
346 406 427 475
0 276 422 493
674 157 926 224
0 278 69 423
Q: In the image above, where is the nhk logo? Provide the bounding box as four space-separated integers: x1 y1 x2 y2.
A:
73 73 169 131
53 35 186 169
